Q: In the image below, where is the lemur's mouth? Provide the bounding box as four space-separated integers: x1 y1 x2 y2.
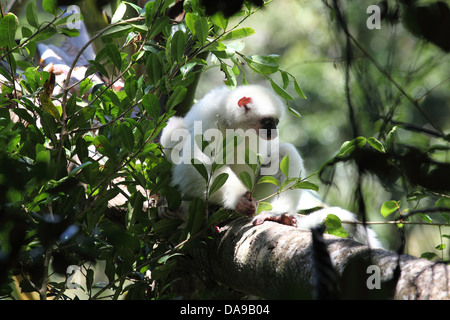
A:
258 129 278 140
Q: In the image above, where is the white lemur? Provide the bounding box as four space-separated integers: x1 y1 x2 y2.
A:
160 85 382 248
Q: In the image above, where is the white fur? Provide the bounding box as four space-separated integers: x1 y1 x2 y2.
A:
160 85 382 248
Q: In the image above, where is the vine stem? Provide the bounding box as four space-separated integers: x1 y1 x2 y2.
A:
340 220 449 227
40 247 52 300
345 27 444 135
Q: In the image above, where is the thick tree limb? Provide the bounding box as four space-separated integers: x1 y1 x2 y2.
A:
196 218 450 300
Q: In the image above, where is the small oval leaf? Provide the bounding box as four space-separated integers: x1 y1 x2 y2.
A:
280 155 289 178
191 159 209 182
209 173 229 196
239 171 253 191
381 200 399 217
257 176 279 186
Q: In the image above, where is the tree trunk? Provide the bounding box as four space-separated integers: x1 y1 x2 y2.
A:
195 218 450 300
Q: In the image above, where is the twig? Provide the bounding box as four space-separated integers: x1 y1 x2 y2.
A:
398 207 450 221
339 206 450 227
342 220 449 226
40 247 52 300
347 32 443 135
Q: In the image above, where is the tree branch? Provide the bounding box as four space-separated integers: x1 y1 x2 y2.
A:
196 218 450 299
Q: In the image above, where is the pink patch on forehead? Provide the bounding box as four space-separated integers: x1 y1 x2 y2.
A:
238 96 252 108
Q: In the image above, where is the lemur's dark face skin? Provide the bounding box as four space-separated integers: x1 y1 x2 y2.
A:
259 117 279 140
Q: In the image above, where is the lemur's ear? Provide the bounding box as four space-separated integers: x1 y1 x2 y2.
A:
238 97 252 112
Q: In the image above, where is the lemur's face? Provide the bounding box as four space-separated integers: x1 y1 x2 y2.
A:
235 96 280 140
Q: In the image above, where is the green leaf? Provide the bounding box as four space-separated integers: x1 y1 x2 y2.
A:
222 27 255 41
406 190 427 202
102 24 133 38
257 176 279 186
209 173 229 196
142 93 160 119
34 25 57 42
149 16 170 39
293 181 319 192
207 209 232 228
186 198 206 235
417 213 432 223
367 137 386 153
164 186 181 211
442 213 450 224
146 53 162 85
194 16 209 45
221 63 236 88
257 202 273 214
180 60 205 79
111 2 127 24
436 197 450 208
123 1 142 14
211 12 228 30
153 218 182 236
127 192 144 228
79 78 93 97
145 1 155 26
36 148 50 164
244 54 279 75
39 95 60 120
68 161 93 178
171 30 186 62
86 59 109 78
269 78 294 100
158 253 183 264
420 252 437 260
26 2 39 29
337 136 367 156
117 123 134 152
191 159 209 182
380 200 399 217
0 13 19 49
124 77 137 98
281 71 289 89
105 43 122 70
42 0 58 16
94 135 116 158
166 86 187 110
239 171 253 191
280 155 289 177
288 106 301 117
386 126 397 149
293 78 307 99
184 12 196 35
57 27 80 38
13 108 35 125
324 214 349 238
67 106 96 131
435 244 446 251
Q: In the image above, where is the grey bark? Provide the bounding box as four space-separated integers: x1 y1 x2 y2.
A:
195 218 450 300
